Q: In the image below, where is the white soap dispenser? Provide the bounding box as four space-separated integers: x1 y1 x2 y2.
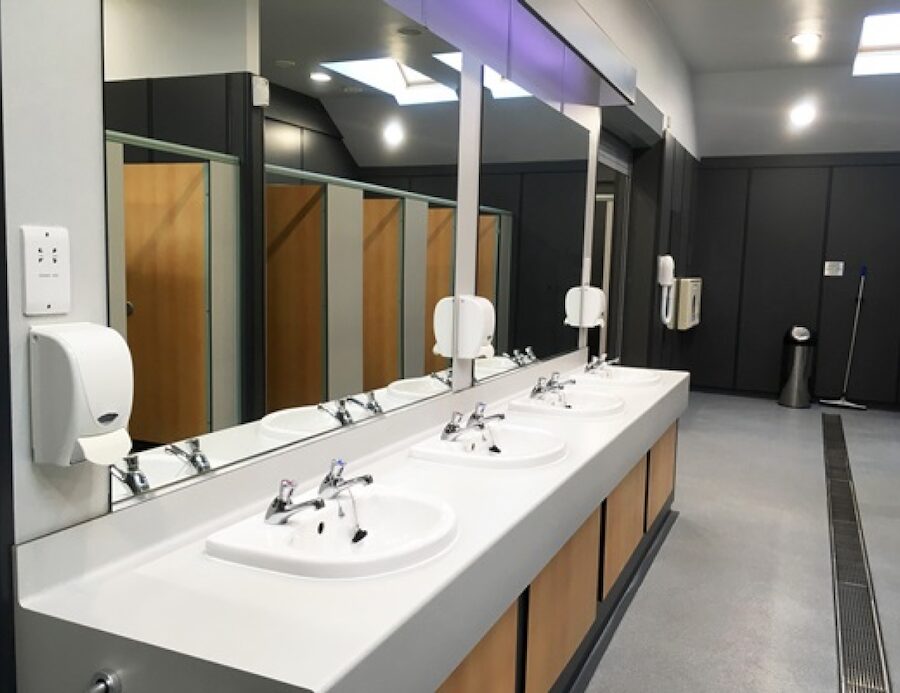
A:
29 322 134 467
433 295 496 359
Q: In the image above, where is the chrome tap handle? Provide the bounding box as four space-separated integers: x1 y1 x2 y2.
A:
188 437 201 452
124 453 141 472
277 479 296 504
366 391 383 414
524 346 536 362
531 376 548 398
471 402 487 421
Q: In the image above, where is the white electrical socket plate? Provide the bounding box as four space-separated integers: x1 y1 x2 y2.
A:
21 225 71 316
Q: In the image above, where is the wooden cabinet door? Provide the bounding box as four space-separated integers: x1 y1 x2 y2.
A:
647 423 677 530
603 458 647 598
525 509 601 693
438 601 518 693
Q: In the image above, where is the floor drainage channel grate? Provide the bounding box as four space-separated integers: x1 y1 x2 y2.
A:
822 413 891 693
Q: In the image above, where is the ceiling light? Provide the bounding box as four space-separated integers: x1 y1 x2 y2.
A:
791 32 821 58
383 120 405 148
274 59 296 69
859 12 900 49
310 71 332 83
320 58 457 105
853 13 900 75
433 53 531 99
789 100 817 129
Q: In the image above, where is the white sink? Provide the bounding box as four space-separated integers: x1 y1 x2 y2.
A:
206 485 457 579
258 405 341 443
508 390 625 419
578 366 661 388
409 423 566 469
386 376 450 402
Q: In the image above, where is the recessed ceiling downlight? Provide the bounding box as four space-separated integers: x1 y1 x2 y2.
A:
789 100 817 129
310 71 332 83
791 31 821 58
383 120 405 148
274 59 296 69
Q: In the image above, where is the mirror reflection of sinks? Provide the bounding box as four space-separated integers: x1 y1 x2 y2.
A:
387 376 450 402
258 405 341 443
579 366 661 388
474 356 518 379
409 423 566 469
111 450 201 502
206 486 457 579
508 390 625 419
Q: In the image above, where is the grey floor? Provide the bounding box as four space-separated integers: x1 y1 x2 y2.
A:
588 392 900 692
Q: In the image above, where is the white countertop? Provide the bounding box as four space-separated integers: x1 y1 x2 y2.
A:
19 366 689 692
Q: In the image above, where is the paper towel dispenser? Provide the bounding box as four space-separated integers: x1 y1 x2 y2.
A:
30 322 134 467
433 295 496 359
675 278 702 331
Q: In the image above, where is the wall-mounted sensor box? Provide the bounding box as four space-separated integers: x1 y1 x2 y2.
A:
675 278 702 330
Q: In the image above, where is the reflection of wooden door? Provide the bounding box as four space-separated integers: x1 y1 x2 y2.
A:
363 198 402 390
476 214 499 304
124 163 208 444
425 207 455 373
266 184 325 412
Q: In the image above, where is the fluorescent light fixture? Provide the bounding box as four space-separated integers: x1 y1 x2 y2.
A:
320 58 457 105
791 32 821 58
383 120 405 148
433 52 531 99
853 13 900 76
789 100 817 129
310 71 332 83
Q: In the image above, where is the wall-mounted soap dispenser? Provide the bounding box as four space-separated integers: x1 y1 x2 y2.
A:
433 295 496 359
563 286 606 328
30 322 133 467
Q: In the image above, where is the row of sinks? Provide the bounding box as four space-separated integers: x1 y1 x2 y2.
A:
205 366 661 580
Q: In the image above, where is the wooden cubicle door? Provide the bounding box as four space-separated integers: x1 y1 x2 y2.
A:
425 207 454 373
437 600 518 693
265 184 325 412
362 197 402 391
526 508 601 693
476 214 498 304
602 457 648 598
124 162 208 444
647 423 677 530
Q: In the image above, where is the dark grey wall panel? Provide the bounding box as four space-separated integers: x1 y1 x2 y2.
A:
264 119 303 170
515 170 585 358
303 129 359 178
815 166 900 403
150 76 229 154
689 168 749 388
734 167 829 393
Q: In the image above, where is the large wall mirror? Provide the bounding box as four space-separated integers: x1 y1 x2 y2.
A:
102 0 466 506
474 72 590 381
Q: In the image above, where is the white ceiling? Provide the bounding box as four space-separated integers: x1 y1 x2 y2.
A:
648 0 900 73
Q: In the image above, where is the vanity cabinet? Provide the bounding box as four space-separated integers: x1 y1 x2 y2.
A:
646 423 677 530
602 456 648 598
437 600 519 693
525 508 601 692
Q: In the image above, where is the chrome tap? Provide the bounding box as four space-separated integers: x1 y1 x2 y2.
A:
347 391 383 416
318 459 374 500
511 349 527 366
441 402 505 442
524 346 537 363
430 370 453 387
166 437 211 474
318 399 354 426
586 353 620 373
110 454 150 495
265 479 325 525
531 371 576 399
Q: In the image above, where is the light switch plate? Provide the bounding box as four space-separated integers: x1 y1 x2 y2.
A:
21 225 71 315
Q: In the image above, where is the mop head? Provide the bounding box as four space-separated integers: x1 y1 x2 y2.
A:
820 396 867 411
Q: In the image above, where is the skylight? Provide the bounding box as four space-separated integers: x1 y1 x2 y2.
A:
853 13 900 76
433 53 531 99
320 58 458 105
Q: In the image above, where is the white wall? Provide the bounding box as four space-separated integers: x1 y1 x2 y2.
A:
576 0 699 156
104 0 260 81
2 0 110 541
695 66 900 157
